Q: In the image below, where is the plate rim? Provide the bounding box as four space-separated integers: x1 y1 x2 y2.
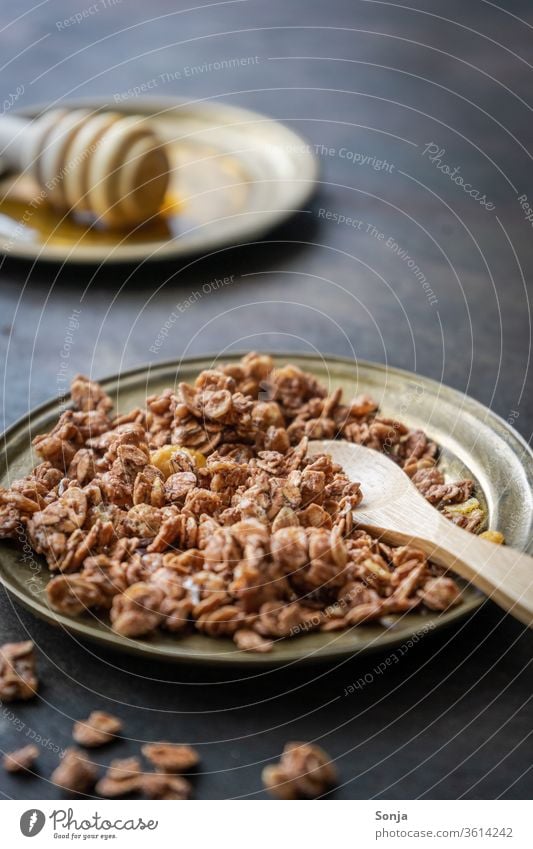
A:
1 352 531 667
0 95 319 265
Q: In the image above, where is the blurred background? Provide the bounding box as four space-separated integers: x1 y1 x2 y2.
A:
0 0 531 437
0 0 531 801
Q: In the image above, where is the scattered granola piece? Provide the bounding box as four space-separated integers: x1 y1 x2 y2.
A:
71 374 113 414
73 711 123 747
3 744 39 773
142 743 199 773
96 757 142 797
141 772 192 799
233 629 273 653
51 747 98 794
262 741 337 799
110 582 164 637
418 576 461 611
0 641 38 702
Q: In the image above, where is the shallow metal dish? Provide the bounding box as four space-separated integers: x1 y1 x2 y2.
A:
1 353 531 666
0 97 318 264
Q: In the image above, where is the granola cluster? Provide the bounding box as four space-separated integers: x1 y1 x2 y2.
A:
51 747 99 794
72 711 123 747
51 739 198 799
262 741 337 799
2 744 39 774
95 744 199 799
0 354 478 650
0 641 38 702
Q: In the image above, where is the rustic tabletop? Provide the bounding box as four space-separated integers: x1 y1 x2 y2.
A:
0 0 531 800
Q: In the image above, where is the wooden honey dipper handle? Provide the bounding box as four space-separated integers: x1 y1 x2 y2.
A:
0 109 170 227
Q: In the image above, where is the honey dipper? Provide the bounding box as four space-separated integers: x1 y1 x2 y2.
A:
0 108 170 228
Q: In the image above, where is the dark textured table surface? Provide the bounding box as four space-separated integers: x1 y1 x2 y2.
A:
0 0 532 800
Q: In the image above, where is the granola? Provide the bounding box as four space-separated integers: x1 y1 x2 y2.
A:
141 772 192 800
95 757 142 797
95 748 196 798
262 741 337 799
0 355 476 651
51 747 98 794
0 641 38 702
3 744 39 773
141 743 199 773
72 711 123 747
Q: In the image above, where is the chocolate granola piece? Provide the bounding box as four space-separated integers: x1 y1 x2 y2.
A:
418 576 462 610
96 757 142 797
262 741 338 799
72 711 123 747
3 744 39 773
141 772 192 799
47 573 108 615
254 601 322 639
142 743 199 773
51 747 98 794
0 641 38 702
195 604 244 636
71 374 113 414
110 582 164 637
480 530 505 545
107 756 142 781
233 629 273 653
0 357 472 647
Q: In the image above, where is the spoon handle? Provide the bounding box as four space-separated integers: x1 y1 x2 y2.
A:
356 513 533 626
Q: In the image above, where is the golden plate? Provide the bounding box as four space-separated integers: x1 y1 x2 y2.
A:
0 97 318 264
1 354 531 666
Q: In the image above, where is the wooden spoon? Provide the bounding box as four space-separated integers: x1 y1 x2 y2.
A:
309 439 533 626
